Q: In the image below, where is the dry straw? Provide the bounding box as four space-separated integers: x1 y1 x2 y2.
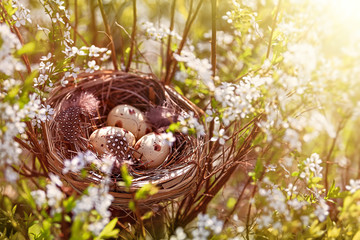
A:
41 70 205 209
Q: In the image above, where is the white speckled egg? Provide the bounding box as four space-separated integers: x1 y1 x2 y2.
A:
107 104 151 139
89 126 136 156
133 132 170 169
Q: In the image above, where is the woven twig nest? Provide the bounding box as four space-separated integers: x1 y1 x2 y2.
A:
42 70 204 209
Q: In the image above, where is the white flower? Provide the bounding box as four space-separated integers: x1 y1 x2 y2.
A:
46 182 64 211
142 21 182 42
0 24 25 76
174 50 215 91
86 60 100 73
300 215 310 226
192 228 210 240
174 71 188 82
314 199 329 222
177 112 205 138
196 213 223 235
301 153 323 182
211 129 229 145
214 79 262 126
284 183 298 196
287 199 307 211
99 155 116 175
4 167 19 183
256 214 273 229
161 132 176 146
170 227 187 240
63 150 100 174
12 1 32 28
31 190 47 207
73 185 114 227
88 217 110 236
345 179 360 194
283 128 301 151
49 173 63 187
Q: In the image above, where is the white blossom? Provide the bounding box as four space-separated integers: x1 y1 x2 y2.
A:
345 179 360 194
170 227 187 240
4 167 19 183
12 0 32 28
301 153 323 182
31 190 47 207
314 199 329 222
161 132 176 147
174 49 214 91
211 129 229 145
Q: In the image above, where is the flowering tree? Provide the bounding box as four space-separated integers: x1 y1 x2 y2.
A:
1 0 360 239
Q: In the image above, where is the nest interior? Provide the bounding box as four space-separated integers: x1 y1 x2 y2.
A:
43 70 204 208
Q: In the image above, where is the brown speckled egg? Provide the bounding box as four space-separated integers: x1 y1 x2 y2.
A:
89 126 136 157
133 133 170 169
107 104 151 139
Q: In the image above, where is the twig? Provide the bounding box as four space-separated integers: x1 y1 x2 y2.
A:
211 0 217 77
126 0 137 72
98 0 118 70
74 0 78 44
90 0 98 45
224 177 251 227
115 22 153 74
163 0 177 83
266 0 282 59
324 117 348 192
165 0 204 85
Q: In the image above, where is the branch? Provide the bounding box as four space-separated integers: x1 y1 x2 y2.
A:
163 0 177 83
266 0 282 59
126 0 137 72
98 0 118 70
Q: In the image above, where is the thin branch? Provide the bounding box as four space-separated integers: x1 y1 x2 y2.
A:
324 117 348 192
211 0 217 77
90 0 98 45
165 0 204 85
126 0 137 72
266 0 282 59
224 177 251 227
74 0 78 44
98 0 118 70
163 0 177 82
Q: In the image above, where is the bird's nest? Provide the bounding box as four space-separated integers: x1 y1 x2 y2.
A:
41 70 204 209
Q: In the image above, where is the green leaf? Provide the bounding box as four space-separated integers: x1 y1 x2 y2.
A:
168 122 180 132
16 42 37 56
96 218 119 239
226 197 237 210
141 211 153 220
28 223 42 240
70 217 91 240
354 230 360 240
135 183 159 200
120 164 133 189
63 196 76 213
252 157 263 181
327 226 340 238
128 200 135 212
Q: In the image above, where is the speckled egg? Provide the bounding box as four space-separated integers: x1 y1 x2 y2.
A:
133 133 170 169
89 126 136 157
107 104 151 139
